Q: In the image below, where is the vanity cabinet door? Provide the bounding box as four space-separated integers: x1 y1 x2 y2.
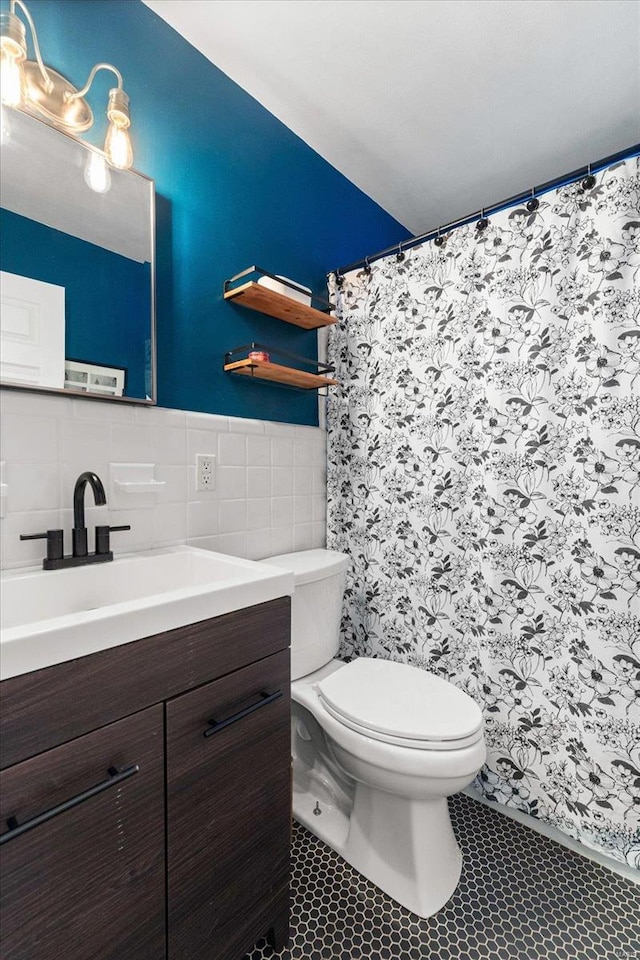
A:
166 648 291 960
0 705 165 960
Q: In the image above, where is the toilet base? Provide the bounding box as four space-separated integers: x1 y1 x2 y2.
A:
294 777 462 918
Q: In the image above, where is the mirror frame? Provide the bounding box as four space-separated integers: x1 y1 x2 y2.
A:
0 107 156 406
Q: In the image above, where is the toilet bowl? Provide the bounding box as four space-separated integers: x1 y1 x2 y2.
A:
264 549 487 918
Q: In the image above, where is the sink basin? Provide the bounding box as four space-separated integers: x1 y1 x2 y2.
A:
0 545 294 681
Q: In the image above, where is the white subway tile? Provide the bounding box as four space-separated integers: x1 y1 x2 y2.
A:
294 466 314 496
312 466 327 495
0 390 69 418
217 466 247 499
246 498 271 531
246 435 271 466
0 415 59 463
247 466 271 499
4 462 60 512
188 500 219 538
245 528 272 561
72 398 135 422
188 429 220 464
186 411 229 432
103 508 153 553
270 526 293 556
0 402 327 570
215 532 248 558
272 497 293 528
154 465 187 504
0 509 62 568
313 495 327 523
311 433 327 465
228 416 265 435
218 499 247 535
153 426 187 465
294 496 313 524
151 502 187 546
264 420 296 436
271 437 293 467
187 534 219 553
293 437 313 467
138 406 186 429
294 523 315 551
310 521 327 549
111 423 154 462
272 467 293 497
218 433 247 466
60 419 111 477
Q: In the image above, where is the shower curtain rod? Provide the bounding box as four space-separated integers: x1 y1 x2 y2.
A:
331 142 640 278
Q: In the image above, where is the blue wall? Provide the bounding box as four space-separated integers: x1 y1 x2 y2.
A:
8 0 409 424
1 210 150 398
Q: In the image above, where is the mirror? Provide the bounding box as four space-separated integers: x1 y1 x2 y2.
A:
0 107 155 403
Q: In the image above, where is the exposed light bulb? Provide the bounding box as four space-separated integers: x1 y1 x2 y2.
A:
104 120 132 170
0 46 24 107
84 150 111 193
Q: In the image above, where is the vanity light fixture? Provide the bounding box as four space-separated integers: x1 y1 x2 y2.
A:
0 0 134 169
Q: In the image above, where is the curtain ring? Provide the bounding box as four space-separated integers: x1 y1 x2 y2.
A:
335 270 344 288
476 209 488 232
363 257 372 275
396 244 405 262
582 162 596 191
434 227 445 247
526 188 539 212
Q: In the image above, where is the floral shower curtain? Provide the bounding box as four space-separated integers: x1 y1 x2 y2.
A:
326 156 640 868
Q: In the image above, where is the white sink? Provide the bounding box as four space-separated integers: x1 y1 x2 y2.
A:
0 545 294 681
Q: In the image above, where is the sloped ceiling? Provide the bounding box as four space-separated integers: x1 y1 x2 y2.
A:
143 0 640 235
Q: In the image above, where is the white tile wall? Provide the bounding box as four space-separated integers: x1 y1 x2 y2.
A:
0 389 326 569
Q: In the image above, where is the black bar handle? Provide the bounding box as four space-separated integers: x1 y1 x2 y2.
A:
110 525 131 533
204 690 283 738
20 530 64 562
0 764 139 846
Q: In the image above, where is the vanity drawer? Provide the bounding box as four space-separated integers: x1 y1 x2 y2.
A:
0 705 165 960
166 648 291 960
0 597 291 769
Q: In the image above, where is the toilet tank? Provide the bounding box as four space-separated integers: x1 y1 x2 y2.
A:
265 549 349 681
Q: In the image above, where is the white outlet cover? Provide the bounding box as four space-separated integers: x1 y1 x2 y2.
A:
196 453 217 492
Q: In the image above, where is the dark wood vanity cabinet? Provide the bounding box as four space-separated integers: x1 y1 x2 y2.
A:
167 649 291 960
0 707 165 960
0 598 292 960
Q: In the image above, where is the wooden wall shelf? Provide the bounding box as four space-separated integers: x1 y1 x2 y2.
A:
224 271 335 330
224 357 337 391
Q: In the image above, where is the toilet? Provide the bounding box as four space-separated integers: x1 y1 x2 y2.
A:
265 548 487 918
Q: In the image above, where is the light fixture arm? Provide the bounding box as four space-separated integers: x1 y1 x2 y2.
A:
68 62 123 103
11 0 52 90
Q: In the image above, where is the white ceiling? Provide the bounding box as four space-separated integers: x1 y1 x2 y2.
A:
144 0 640 235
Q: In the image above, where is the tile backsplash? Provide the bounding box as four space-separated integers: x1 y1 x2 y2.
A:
0 390 326 570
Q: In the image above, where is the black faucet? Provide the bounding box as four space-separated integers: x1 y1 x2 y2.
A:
73 471 107 558
20 471 130 570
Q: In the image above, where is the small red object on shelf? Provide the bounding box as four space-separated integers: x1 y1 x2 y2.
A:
248 350 270 363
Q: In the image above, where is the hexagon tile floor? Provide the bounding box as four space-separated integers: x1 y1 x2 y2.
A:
243 793 639 960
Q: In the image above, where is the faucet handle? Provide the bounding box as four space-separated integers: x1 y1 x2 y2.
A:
20 530 64 563
95 524 131 556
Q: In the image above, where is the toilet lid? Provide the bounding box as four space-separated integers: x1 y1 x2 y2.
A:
317 658 483 746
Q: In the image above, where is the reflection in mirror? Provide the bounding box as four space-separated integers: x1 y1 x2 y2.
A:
0 107 155 402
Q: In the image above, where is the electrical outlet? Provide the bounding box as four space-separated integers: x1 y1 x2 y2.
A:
195 453 216 491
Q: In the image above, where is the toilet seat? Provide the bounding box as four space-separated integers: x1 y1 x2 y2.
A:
316 658 483 752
